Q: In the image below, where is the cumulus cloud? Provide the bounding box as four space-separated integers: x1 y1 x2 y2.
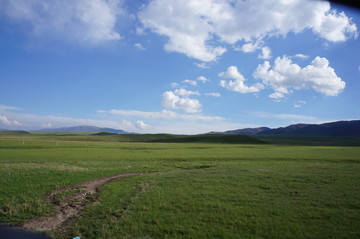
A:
0 0 123 44
0 115 23 126
173 88 200 97
258 46 272 60
162 91 201 113
138 0 228 62
269 92 285 99
139 0 357 62
236 40 263 53
197 76 210 83
135 120 149 129
253 56 346 97
312 9 358 42
182 79 197 86
219 66 264 93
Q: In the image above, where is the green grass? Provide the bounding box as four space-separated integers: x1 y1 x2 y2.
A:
259 136 360 146
0 134 360 238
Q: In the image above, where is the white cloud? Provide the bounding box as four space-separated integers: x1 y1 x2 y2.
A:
0 0 123 44
42 123 53 128
258 46 272 60
253 56 346 97
162 91 201 113
139 0 357 61
173 88 200 97
251 111 321 123
294 54 309 59
298 100 306 104
149 121 257 135
182 79 197 86
205 92 221 97
134 43 146 50
236 40 263 53
0 104 227 134
194 62 210 69
197 76 210 83
99 109 223 121
170 82 179 88
293 100 306 108
312 9 358 42
269 92 285 99
2 110 142 132
0 104 21 112
135 27 146 35
219 66 264 93
0 115 23 126
139 0 228 62
135 120 149 130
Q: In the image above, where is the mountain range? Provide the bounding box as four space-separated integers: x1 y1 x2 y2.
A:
2 120 360 137
36 125 129 134
220 120 360 137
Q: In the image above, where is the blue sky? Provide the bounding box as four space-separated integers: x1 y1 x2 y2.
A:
0 0 359 134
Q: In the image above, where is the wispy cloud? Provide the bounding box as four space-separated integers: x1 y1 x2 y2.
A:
194 62 210 69
0 106 138 131
0 104 21 112
197 76 210 83
293 100 307 108
294 54 309 59
98 109 223 121
251 111 323 123
134 43 146 50
0 115 24 126
205 92 221 97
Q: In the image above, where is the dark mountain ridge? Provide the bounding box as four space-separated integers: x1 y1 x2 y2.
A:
223 120 360 137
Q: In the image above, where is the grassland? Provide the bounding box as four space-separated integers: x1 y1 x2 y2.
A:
0 131 360 238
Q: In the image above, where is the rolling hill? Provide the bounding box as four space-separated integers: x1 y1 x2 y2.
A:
222 120 360 137
36 125 129 134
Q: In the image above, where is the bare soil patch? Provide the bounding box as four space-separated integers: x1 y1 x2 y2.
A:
22 171 156 232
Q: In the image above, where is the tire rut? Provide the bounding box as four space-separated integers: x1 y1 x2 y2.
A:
22 171 157 232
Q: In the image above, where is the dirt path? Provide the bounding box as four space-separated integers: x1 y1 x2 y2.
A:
22 171 156 232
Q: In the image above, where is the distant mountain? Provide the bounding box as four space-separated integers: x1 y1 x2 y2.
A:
36 125 129 134
224 127 271 136
223 120 360 137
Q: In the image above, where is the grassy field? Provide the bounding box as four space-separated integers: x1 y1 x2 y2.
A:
0 132 360 238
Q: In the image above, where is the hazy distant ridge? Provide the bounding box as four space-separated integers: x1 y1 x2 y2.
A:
36 125 129 134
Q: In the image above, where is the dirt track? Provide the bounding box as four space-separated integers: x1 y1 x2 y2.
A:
22 171 156 232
